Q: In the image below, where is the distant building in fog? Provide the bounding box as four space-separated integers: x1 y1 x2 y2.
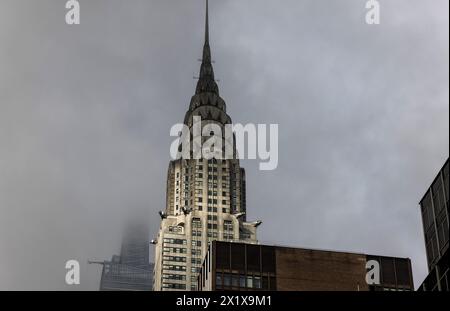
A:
418 158 449 291
197 241 414 291
93 225 154 291
99 242 154 291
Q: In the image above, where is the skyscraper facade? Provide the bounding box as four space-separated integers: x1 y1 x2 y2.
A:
97 227 154 291
418 158 449 291
99 248 154 291
152 1 261 291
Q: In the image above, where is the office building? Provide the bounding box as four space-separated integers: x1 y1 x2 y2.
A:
418 158 449 291
197 241 414 291
95 226 154 291
152 0 261 291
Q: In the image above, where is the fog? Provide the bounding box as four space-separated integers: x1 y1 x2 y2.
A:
0 0 448 290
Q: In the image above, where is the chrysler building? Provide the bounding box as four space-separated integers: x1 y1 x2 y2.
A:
153 0 261 291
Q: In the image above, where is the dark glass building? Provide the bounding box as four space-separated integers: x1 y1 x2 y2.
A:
418 158 449 291
99 242 154 291
197 241 414 291
93 225 154 291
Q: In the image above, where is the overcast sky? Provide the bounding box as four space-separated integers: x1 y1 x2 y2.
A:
0 0 448 290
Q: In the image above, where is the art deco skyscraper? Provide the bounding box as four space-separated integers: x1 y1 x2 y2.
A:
153 0 261 291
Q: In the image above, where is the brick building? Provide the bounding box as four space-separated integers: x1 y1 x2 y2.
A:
197 241 414 291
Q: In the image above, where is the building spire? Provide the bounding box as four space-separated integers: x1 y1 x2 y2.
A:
196 0 219 95
205 0 209 44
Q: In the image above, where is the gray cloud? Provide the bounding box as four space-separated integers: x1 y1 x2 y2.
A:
0 0 448 290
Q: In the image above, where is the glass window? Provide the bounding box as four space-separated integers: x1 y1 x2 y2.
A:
231 244 245 270
239 275 246 288
247 244 261 271
223 274 231 287
262 246 276 273
247 276 253 288
254 276 261 289
232 274 239 287
216 274 222 287
262 276 269 290
395 259 411 286
381 258 396 285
